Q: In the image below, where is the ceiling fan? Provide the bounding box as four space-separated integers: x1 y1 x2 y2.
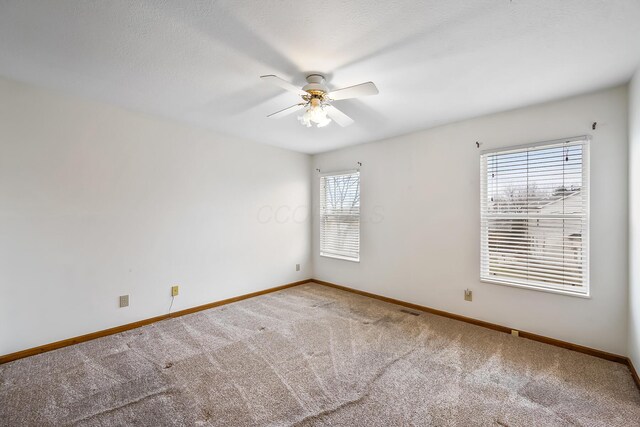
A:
260 74 378 128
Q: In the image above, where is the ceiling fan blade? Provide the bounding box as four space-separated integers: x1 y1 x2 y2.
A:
328 82 378 101
267 103 305 119
260 75 307 96
325 105 354 127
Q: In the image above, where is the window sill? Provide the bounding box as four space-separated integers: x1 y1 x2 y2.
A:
320 253 360 263
480 278 591 299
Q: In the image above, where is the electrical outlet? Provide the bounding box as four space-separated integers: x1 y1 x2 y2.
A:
296 264 300 272
464 289 472 302
171 285 179 297
511 330 519 337
119 295 129 308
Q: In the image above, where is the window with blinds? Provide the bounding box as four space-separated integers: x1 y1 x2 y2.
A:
320 171 360 262
480 137 589 296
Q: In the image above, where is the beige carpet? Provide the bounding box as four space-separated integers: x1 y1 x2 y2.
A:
1 283 639 426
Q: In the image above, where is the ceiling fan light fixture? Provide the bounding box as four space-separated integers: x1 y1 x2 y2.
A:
298 102 331 128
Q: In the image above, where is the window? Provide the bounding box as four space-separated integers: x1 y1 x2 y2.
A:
480 137 589 296
320 171 360 262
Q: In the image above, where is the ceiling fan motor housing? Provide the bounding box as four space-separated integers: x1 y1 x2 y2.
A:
302 74 329 95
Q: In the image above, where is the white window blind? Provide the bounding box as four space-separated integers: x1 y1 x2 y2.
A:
480 137 589 296
320 171 360 262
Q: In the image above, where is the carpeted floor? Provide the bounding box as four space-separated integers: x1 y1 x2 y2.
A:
1 283 639 426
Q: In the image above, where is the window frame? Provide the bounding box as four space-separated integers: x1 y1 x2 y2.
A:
479 136 591 298
319 170 361 263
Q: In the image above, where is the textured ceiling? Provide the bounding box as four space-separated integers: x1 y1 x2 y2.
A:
0 1 639 154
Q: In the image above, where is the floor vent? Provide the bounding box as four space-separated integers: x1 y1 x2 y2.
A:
400 309 420 316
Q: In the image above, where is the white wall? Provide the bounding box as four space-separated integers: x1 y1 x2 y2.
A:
0 77 311 355
313 86 629 355
630 70 640 367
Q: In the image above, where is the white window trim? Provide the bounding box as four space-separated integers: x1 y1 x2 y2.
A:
319 169 360 263
480 278 592 299
320 252 361 263
480 136 591 298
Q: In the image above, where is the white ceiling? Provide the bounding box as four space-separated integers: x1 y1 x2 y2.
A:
0 1 639 154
